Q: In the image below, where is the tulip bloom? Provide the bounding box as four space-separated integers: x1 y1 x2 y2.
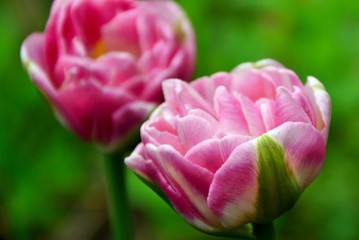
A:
125 59 331 234
21 0 195 151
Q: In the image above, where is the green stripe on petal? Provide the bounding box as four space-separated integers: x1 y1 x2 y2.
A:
255 135 301 223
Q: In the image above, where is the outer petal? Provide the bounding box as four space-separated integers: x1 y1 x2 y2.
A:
208 140 258 228
215 122 326 226
57 81 134 143
267 122 326 190
253 134 301 223
209 127 308 228
305 76 331 140
20 33 78 136
53 55 139 143
44 0 73 79
145 144 220 229
125 144 218 232
21 33 57 101
112 101 155 137
125 143 155 182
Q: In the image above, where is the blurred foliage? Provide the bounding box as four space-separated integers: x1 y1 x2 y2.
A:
1 0 359 239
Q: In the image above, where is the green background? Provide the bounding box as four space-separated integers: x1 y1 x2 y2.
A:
1 0 359 239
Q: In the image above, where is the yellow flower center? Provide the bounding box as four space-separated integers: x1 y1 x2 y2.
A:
92 40 106 59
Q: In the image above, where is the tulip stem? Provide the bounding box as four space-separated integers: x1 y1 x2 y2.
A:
253 222 275 240
104 153 132 240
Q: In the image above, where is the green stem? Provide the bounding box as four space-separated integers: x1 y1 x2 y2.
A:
104 154 132 240
253 222 275 240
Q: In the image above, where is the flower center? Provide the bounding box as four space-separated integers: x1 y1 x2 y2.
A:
91 38 140 59
92 40 107 59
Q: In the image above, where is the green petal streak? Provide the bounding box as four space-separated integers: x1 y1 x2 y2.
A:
255 135 301 223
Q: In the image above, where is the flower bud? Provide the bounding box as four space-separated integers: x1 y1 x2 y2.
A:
21 0 195 152
125 59 331 235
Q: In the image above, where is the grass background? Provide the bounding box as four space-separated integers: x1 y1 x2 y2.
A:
1 0 359 239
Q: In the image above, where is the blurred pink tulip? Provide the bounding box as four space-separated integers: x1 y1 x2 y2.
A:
125 59 331 234
21 0 195 152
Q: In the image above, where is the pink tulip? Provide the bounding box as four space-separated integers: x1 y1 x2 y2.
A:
21 0 195 151
125 59 331 234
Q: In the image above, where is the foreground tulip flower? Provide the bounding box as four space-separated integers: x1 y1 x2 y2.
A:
21 0 195 152
125 59 331 235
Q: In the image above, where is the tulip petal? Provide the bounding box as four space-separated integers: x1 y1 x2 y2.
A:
275 87 312 126
305 76 331 139
236 95 266 136
143 108 221 155
211 126 321 226
185 135 252 173
254 134 301 223
291 86 317 126
137 12 157 52
71 0 136 50
125 145 209 229
112 100 155 138
162 79 214 116
92 52 141 88
59 84 134 142
208 140 258 228
187 109 221 131
21 33 57 99
21 33 75 134
44 1 74 77
177 115 217 151
214 87 250 135
125 144 155 182
101 9 140 58
141 120 185 154
231 69 277 101
52 56 137 142
192 73 232 103
146 105 178 134
257 98 276 131
262 67 303 91
267 122 326 189
145 144 221 229
232 59 285 72
185 140 225 173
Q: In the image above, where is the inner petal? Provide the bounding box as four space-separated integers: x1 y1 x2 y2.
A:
292 86 317 126
213 86 250 135
236 94 266 136
275 87 312 126
177 115 217 151
185 135 252 173
231 69 277 101
257 98 277 132
100 10 141 58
